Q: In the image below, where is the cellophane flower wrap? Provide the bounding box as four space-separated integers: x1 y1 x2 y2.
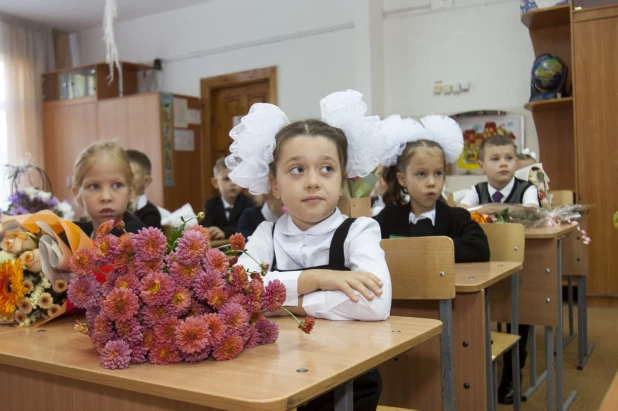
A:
0 211 89 326
68 218 315 370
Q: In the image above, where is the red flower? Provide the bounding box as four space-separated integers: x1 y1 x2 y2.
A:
261 279 286 312
96 220 114 238
299 316 315 334
69 248 97 275
212 335 244 361
229 233 246 251
204 286 228 310
228 265 248 292
113 220 125 230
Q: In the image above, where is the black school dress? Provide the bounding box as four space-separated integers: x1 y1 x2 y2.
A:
271 218 382 411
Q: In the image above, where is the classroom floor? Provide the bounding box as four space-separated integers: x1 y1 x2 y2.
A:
497 306 618 410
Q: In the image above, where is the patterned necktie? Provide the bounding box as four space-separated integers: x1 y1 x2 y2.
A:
492 191 503 203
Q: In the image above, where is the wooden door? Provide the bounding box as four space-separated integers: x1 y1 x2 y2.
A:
573 5 618 299
200 67 278 205
212 81 270 162
43 99 98 205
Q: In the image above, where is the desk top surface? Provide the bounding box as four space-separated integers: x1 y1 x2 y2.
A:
0 315 441 411
455 261 523 293
600 371 618 411
524 222 578 239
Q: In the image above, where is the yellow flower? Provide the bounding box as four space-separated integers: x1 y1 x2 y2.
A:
471 211 489 224
0 259 27 317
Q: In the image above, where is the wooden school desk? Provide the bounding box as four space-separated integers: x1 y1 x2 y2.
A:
599 371 618 411
380 261 521 411
490 223 578 411
561 205 595 370
0 316 441 411
455 261 523 411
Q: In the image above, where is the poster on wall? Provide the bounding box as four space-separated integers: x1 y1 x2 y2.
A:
451 110 525 175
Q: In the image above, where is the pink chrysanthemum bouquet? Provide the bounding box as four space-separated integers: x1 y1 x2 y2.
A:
68 216 314 370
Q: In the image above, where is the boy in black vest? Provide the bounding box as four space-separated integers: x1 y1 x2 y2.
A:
126 149 162 229
200 157 254 240
460 135 540 404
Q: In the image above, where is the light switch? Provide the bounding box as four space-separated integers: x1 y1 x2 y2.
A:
433 84 442 94
461 81 470 91
452 83 461 94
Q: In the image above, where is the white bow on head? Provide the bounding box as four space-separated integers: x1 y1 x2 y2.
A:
376 114 464 167
521 148 537 160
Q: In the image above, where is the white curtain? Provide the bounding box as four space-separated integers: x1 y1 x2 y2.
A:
0 19 55 205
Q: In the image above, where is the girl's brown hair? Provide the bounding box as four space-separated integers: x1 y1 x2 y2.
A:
73 140 136 209
382 139 447 207
269 119 348 178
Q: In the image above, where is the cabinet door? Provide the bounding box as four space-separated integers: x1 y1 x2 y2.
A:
573 8 618 296
43 101 97 204
98 93 164 208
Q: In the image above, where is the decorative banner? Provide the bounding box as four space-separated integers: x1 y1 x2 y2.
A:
451 110 525 176
161 92 174 186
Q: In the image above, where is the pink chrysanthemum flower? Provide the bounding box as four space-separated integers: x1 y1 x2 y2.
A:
229 233 246 251
154 318 181 344
262 279 286 313
117 233 134 252
69 248 97 275
133 227 167 262
300 316 315 334
244 325 261 349
113 220 125 231
249 311 266 325
169 262 202 288
228 265 249 293
250 272 264 284
114 273 140 294
229 255 239 265
140 272 175 307
176 230 207 266
17 298 32 315
130 344 147 364
212 335 244 361
68 275 101 309
102 288 139 322
175 316 210 354
187 299 208 317
134 259 164 278
149 342 182 365
100 339 132 370
204 248 229 274
256 319 279 345
184 347 211 363
186 225 211 244
141 328 154 351
93 312 116 344
219 302 249 332
205 287 229 310
246 278 265 302
168 286 192 316
192 271 225 301
115 318 143 344
229 294 261 316
93 235 121 262
95 220 115 238
202 313 227 345
101 270 121 295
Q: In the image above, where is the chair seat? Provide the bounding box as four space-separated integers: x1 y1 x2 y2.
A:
491 331 520 361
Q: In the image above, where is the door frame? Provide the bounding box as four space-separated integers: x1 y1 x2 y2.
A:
200 66 278 204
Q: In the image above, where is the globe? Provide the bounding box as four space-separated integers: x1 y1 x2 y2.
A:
531 54 566 92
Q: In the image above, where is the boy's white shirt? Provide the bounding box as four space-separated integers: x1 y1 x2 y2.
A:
238 208 392 321
136 194 148 211
459 176 539 207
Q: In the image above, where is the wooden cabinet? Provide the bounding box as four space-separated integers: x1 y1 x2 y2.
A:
42 92 203 215
572 4 618 298
521 4 618 301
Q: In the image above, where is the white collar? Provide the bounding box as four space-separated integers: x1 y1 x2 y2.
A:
137 194 148 210
221 197 233 210
261 203 280 223
277 208 343 236
409 207 436 226
488 177 515 202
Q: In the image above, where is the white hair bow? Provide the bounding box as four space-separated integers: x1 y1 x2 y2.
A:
522 148 537 160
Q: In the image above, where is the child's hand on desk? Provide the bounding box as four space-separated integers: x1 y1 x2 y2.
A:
208 226 225 240
302 270 384 303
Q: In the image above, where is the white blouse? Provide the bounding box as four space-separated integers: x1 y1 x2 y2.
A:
238 209 392 321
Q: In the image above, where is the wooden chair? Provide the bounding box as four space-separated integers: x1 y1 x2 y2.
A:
481 223 525 410
550 190 574 207
379 237 456 411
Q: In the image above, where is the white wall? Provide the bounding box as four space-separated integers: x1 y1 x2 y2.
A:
78 0 356 120
383 0 538 191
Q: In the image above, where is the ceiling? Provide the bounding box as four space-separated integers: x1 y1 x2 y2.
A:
0 0 215 32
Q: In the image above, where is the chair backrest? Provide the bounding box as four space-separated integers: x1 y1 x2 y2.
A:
480 223 525 263
550 190 574 207
381 236 455 300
